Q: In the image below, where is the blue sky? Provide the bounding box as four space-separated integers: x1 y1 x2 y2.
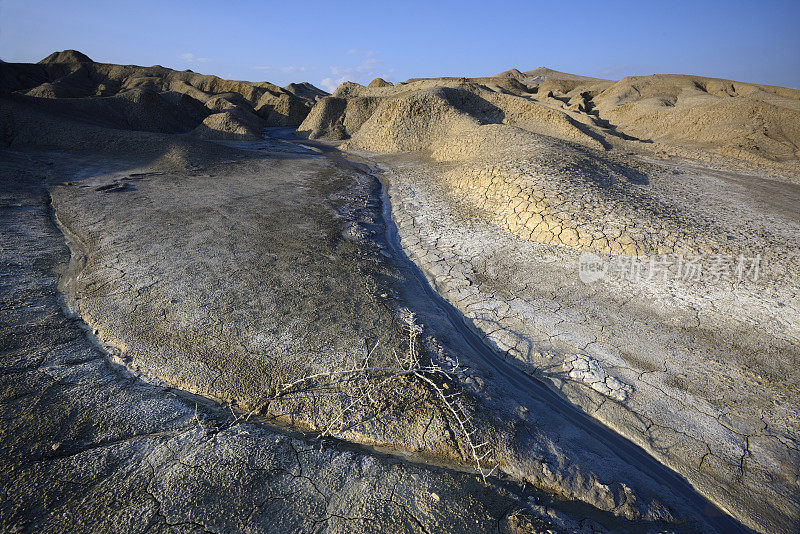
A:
1 0 798 91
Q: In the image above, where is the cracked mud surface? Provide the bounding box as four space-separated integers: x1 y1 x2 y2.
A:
1 139 754 533
373 147 799 533
3 52 796 534
1 148 631 533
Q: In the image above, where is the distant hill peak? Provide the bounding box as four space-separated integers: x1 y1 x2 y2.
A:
493 68 524 78
523 67 605 81
495 66 608 82
368 77 393 88
39 50 93 65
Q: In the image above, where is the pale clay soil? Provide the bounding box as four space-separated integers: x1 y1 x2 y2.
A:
295 73 799 531
4 148 617 534
3 55 800 533
367 146 799 533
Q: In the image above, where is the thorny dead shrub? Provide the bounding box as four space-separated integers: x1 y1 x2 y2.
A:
245 312 496 481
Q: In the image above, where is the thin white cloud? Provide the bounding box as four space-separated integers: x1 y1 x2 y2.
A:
320 76 348 92
320 51 393 92
180 53 211 64
347 49 375 57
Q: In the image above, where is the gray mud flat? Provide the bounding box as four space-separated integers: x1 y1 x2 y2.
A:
0 137 755 534
0 148 581 533
4 51 797 534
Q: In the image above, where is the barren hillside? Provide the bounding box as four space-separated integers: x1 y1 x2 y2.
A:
0 49 327 142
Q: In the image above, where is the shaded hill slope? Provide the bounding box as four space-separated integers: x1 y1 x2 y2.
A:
298 78 609 155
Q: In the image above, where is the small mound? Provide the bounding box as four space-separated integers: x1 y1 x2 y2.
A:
255 91 312 126
342 87 483 153
26 82 69 99
38 50 93 64
492 68 525 79
204 92 250 112
299 79 606 156
284 82 329 102
368 78 393 88
297 96 379 140
191 106 264 140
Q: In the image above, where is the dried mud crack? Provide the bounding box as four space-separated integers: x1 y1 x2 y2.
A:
0 148 617 534
3 51 798 534
0 138 750 533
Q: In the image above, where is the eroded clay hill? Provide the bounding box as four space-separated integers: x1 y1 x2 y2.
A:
497 67 800 165
298 70 800 260
296 69 800 532
0 49 327 142
302 67 800 165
